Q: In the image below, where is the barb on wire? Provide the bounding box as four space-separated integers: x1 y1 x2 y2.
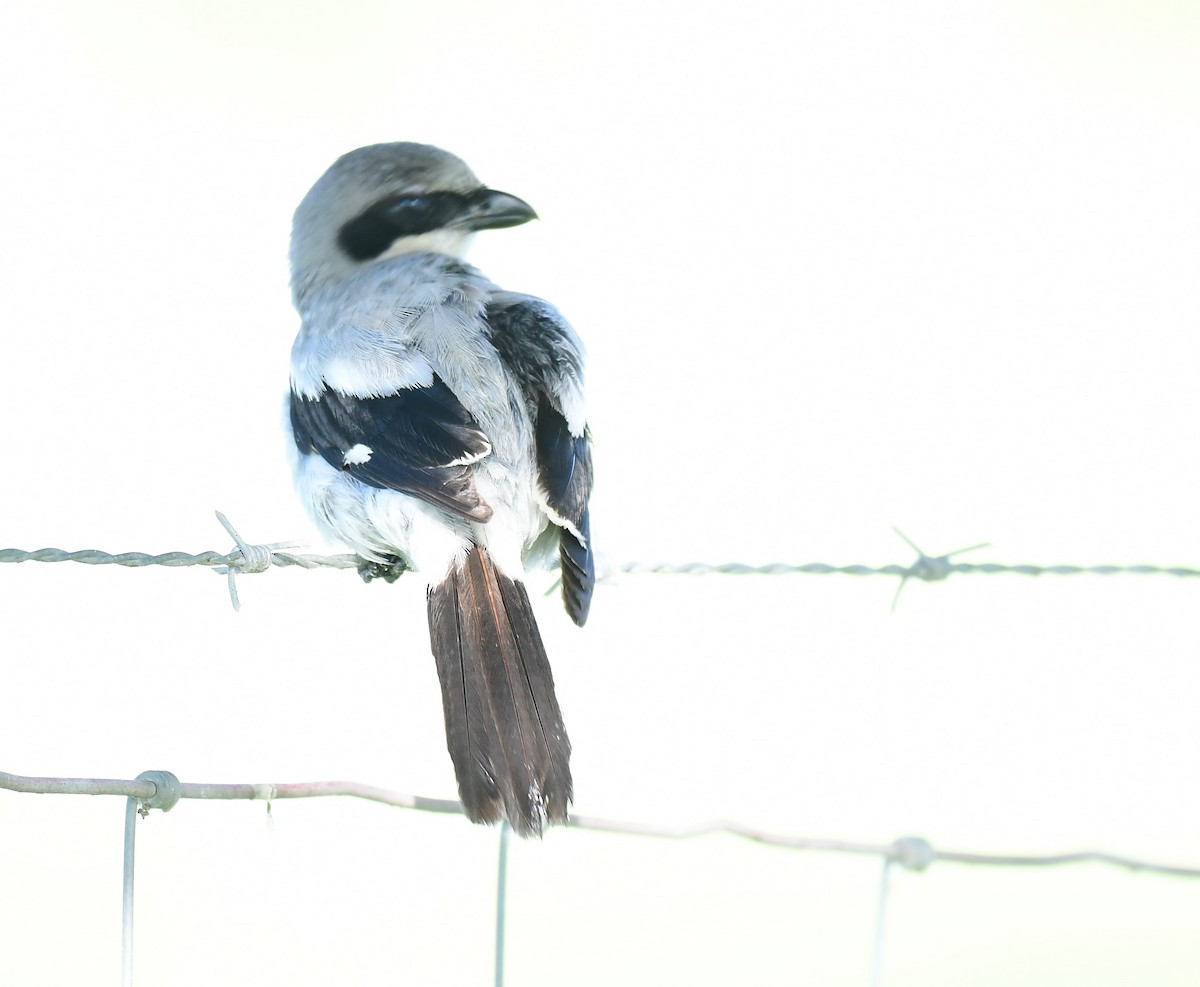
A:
2 768 1196 880
212 511 304 611
889 527 990 610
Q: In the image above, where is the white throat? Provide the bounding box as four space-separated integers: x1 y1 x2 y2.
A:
380 229 474 261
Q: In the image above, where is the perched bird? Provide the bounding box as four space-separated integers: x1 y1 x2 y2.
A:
286 143 593 837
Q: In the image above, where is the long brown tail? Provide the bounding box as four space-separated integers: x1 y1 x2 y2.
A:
426 545 572 837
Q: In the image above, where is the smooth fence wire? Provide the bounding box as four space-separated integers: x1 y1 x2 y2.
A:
121 797 136 987
495 823 510 987
871 858 893 987
2 768 1197 879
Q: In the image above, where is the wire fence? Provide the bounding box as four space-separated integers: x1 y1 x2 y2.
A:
3 512 1198 985
3 765 1199 987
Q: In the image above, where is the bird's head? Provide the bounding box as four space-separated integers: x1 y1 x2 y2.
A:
289 142 537 305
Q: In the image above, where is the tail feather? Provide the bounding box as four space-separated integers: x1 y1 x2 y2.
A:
491 571 573 820
427 546 572 836
426 573 504 823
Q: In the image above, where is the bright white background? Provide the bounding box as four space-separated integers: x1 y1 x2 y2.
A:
1 1 1198 984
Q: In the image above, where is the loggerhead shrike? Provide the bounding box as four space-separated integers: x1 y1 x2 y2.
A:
286 143 593 837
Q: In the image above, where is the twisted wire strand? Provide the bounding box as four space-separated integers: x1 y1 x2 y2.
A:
3 513 1198 582
610 559 1200 578
3 548 1197 580
0 546 361 570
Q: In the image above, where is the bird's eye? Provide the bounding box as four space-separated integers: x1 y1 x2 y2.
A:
386 196 430 219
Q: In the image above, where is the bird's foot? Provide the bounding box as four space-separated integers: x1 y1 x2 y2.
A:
357 556 409 584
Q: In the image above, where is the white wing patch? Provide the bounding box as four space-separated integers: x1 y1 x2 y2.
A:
342 443 374 466
319 347 434 398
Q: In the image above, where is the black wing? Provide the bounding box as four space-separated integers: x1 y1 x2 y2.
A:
486 295 595 626
290 376 494 522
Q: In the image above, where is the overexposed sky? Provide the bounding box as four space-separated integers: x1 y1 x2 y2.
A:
1 2 1199 985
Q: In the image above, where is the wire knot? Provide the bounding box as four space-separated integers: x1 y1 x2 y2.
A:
135 770 182 814
233 541 274 574
891 836 935 871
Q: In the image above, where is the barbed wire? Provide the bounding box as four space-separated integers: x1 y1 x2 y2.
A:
611 558 1200 578
2 514 1196 612
2 767 1195 879
0 545 359 571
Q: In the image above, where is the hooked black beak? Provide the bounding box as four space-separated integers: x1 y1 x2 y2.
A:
454 188 538 232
